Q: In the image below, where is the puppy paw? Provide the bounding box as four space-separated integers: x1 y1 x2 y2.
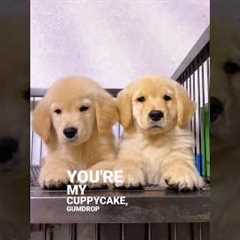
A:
114 168 145 188
160 166 204 191
84 168 112 189
39 167 69 189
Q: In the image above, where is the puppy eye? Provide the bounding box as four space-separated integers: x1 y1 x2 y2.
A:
136 96 145 102
79 106 89 112
163 95 172 101
54 109 62 114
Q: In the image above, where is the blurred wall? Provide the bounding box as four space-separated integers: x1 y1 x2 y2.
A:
31 0 209 89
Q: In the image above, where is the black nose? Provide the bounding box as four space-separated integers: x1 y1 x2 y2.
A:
63 127 78 139
149 110 164 121
210 97 224 122
0 137 18 163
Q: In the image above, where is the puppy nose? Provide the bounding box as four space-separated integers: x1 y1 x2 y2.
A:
63 127 78 139
210 96 224 122
0 137 18 163
149 110 164 121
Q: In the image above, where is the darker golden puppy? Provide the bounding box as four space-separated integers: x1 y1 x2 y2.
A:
32 76 118 188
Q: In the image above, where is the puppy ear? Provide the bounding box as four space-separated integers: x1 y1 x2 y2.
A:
32 99 52 143
116 88 132 129
95 92 119 135
175 83 195 128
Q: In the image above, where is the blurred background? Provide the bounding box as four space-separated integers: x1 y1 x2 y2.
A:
31 0 209 89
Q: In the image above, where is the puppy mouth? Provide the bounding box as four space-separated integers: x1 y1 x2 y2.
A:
64 136 79 143
151 125 162 129
149 125 162 130
149 122 163 129
145 124 163 131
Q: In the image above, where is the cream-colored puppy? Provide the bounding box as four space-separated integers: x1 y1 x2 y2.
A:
114 76 204 190
32 76 118 188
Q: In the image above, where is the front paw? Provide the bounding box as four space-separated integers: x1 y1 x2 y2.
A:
160 166 204 191
114 168 145 188
39 167 69 189
86 170 110 189
86 162 114 189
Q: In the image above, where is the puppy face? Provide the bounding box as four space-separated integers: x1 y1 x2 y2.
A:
117 76 194 135
132 83 177 134
33 77 118 146
50 97 95 145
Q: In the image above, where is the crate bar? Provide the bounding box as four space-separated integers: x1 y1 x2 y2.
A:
171 26 209 177
197 57 203 176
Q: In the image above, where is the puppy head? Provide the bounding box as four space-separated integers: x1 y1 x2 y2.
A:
32 77 118 146
117 76 194 135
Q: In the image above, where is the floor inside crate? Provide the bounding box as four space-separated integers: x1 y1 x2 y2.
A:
31 166 210 224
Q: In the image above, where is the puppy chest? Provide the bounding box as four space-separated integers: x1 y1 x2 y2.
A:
143 145 171 180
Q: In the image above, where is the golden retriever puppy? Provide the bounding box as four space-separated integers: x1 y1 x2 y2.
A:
114 76 204 190
32 76 118 188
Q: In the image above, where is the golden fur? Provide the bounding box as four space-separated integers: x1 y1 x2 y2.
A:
114 76 204 190
32 76 118 188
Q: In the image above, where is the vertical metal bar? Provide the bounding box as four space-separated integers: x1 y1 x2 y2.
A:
207 57 210 102
44 224 47 240
30 97 36 165
201 59 207 177
185 70 189 93
72 224 77 240
173 224 177 240
49 225 54 240
120 224 125 240
146 223 151 240
201 61 206 105
168 224 177 240
197 57 203 176
40 140 43 166
95 224 100 240
44 225 54 240
168 224 171 240
190 223 194 240
187 69 192 130
200 223 202 240
192 64 197 164
189 65 197 165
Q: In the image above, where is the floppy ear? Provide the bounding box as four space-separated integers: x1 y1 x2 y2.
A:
95 92 119 135
32 98 52 143
116 88 133 129
175 83 195 128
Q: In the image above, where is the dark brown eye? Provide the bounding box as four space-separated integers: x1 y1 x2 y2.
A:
54 109 62 114
136 96 145 102
80 106 89 112
163 95 172 101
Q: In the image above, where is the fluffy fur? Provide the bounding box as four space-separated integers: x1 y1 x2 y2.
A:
114 76 204 190
32 76 118 188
